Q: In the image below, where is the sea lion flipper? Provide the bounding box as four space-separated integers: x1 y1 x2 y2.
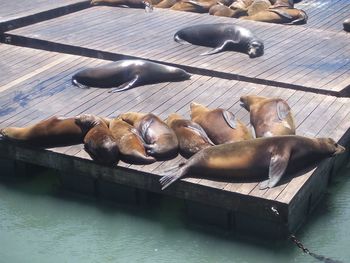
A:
200 40 236 56
259 148 291 189
276 101 290 121
109 76 140 93
268 8 293 20
159 162 187 190
222 110 236 129
72 78 90 89
182 0 206 7
185 122 214 145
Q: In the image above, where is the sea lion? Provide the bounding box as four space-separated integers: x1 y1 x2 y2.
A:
159 135 345 190
247 0 271 16
343 19 350 32
155 0 178 8
209 4 237 17
75 114 119 166
174 23 264 57
269 0 294 8
190 102 253 145
120 112 179 160
240 95 295 138
109 117 156 164
166 113 213 158
0 116 85 148
171 0 233 13
241 7 308 25
72 59 191 92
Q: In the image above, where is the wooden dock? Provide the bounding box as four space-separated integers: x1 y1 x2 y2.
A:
1 2 350 238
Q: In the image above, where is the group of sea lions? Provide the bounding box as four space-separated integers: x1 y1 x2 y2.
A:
91 0 307 25
0 95 345 190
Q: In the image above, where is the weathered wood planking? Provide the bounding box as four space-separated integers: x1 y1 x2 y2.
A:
0 0 90 32
0 44 350 234
296 0 350 33
4 7 350 96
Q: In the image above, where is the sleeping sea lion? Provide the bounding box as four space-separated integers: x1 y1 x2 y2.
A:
240 95 295 137
166 113 213 158
120 112 179 160
209 4 237 17
190 102 252 145
174 23 264 57
0 116 85 147
72 59 191 92
159 135 345 190
241 7 308 25
171 0 232 13
109 117 156 164
75 114 119 166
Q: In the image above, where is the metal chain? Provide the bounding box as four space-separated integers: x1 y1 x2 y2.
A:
270 206 345 263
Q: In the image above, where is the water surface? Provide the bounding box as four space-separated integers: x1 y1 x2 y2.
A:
0 168 349 263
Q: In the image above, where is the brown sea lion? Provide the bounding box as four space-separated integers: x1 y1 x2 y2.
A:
241 7 308 25
155 0 179 8
120 112 178 160
171 0 233 13
209 4 237 17
240 95 295 138
166 113 213 158
190 102 252 145
0 116 85 148
269 0 294 8
343 18 350 32
75 114 119 166
159 135 345 190
247 0 271 16
109 117 156 164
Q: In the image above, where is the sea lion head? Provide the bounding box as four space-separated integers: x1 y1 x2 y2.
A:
166 113 183 125
317 138 346 156
247 40 264 58
84 137 119 166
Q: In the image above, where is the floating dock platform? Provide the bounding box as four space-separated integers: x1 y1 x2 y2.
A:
0 1 350 238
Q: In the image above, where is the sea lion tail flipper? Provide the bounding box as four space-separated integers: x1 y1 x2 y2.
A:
109 76 140 93
222 110 236 129
287 9 308 25
276 101 291 121
259 147 291 190
200 40 236 56
267 8 293 20
185 122 214 145
72 78 90 89
159 162 187 190
182 0 206 7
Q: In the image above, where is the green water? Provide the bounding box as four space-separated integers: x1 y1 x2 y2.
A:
0 168 349 263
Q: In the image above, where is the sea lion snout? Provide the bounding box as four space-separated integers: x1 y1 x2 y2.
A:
247 41 264 58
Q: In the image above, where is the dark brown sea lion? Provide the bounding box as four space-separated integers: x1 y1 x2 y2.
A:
0 116 85 147
241 7 308 25
240 95 295 138
343 18 350 32
72 60 191 93
190 102 253 145
166 113 213 158
109 117 156 164
120 112 178 160
174 23 264 57
159 135 345 190
75 114 119 166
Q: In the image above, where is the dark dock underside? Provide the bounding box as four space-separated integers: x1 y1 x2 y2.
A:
0 0 350 237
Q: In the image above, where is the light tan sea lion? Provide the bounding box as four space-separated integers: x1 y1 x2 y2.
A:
247 0 271 16
269 0 294 8
190 102 252 145
0 116 85 147
241 7 308 25
159 135 345 190
75 114 119 166
155 0 179 8
171 0 233 13
120 112 179 160
166 113 213 158
240 95 295 138
109 118 156 164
